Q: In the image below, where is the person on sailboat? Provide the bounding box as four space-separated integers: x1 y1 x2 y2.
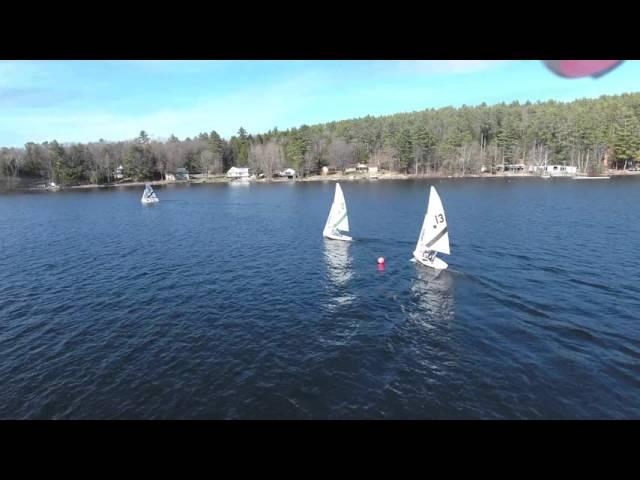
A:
424 250 436 263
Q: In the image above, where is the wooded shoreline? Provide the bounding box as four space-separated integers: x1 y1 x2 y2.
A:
3 169 639 193
4 92 640 190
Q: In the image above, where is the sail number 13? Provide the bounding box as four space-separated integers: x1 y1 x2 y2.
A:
434 214 445 224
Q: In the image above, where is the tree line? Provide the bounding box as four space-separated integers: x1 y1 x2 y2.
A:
2 92 640 186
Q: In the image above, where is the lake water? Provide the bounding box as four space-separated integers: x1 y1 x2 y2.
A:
1 178 639 419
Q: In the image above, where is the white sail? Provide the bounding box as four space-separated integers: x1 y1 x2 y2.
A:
414 186 450 258
141 183 158 202
146 184 156 198
323 183 350 239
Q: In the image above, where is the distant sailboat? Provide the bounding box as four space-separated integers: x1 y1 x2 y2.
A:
323 183 352 241
412 186 450 270
141 183 159 204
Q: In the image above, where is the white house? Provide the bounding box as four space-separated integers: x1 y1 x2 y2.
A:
275 168 296 178
114 165 124 180
175 168 189 180
544 165 577 176
165 168 190 182
226 167 250 178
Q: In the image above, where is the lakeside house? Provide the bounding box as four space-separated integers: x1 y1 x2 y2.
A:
176 168 189 180
318 164 380 176
523 164 578 176
341 164 379 176
495 163 527 173
277 168 296 178
166 168 190 182
226 167 250 178
114 165 124 180
542 165 577 176
482 164 578 176
321 166 339 175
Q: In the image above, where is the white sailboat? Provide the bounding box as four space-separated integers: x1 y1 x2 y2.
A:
412 186 450 270
141 183 159 204
323 183 352 241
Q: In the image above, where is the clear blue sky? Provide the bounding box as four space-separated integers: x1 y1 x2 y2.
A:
1 60 639 147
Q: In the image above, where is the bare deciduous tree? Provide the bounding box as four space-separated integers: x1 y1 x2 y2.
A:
0 148 25 186
249 141 284 179
326 139 355 172
302 136 327 176
164 139 184 177
198 150 214 177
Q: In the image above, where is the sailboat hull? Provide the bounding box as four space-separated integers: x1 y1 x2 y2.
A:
141 197 159 204
413 253 448 270
324 233 353 242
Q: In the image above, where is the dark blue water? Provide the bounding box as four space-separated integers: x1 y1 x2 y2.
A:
1 178 639 419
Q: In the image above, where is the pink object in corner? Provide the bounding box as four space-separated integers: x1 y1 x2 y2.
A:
543 60 623 78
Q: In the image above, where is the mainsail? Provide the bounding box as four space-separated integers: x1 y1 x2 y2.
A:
143 183 157 200
414 186 450 259
323 183 350 238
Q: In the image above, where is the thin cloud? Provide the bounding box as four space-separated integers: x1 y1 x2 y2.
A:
393 60 511 74
109 60 236 74
0 71 332 145
0 87 77 108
